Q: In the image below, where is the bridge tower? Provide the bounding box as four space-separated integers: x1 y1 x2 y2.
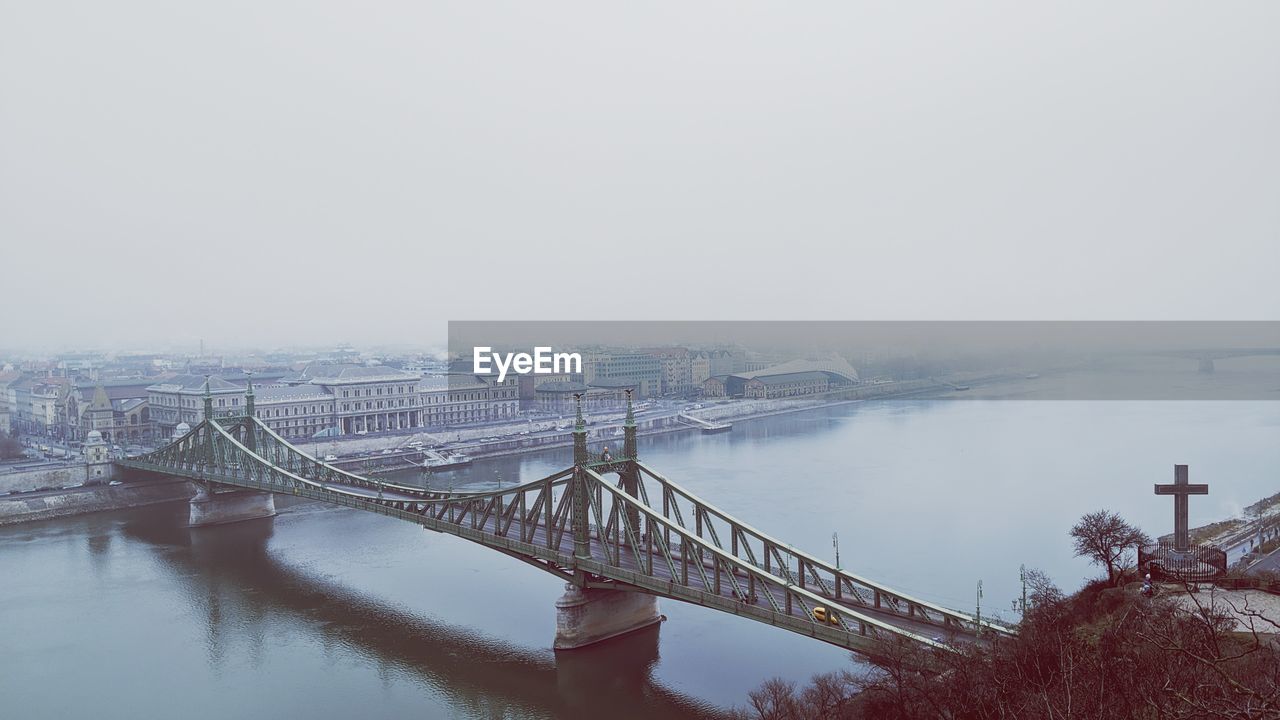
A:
243 372 256 451
555 392 663 650
187 374 276 527
571 393 591 560
620 389 642 535
202 375 214 421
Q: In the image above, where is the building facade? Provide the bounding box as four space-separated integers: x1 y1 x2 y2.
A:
146 364 522 440
148 375 246 436
584 352 661 398
534 381 630 415
642 347 694 397
418 374 520 428
742 371 831 399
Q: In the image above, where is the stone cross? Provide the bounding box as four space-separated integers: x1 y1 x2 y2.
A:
1154 464 1208 552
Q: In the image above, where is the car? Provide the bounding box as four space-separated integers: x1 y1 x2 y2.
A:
108 480 123 486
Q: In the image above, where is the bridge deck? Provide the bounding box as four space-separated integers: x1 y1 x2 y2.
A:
118 414 1008 656
192 475 973 649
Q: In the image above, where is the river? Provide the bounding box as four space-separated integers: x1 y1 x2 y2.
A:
3 386 1278 718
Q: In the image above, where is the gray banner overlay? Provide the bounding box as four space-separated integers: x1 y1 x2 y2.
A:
447 321 1280 400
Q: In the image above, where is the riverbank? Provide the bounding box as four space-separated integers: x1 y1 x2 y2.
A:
449 371 1019 463
0 478 194 526
1185 491 1280 568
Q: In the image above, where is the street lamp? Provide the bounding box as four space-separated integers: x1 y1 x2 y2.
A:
832 531 841 570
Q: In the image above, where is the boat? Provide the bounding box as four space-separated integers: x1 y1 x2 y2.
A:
422 450 472 470
1025 373 1041 380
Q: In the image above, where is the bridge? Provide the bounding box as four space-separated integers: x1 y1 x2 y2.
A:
117 380 1013 658
1150 347 1280 373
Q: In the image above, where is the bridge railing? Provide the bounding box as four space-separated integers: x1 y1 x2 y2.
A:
581 468 950 650
127 416 1008 650
632 461 1013 636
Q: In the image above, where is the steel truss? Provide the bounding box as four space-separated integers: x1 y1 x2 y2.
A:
119 415 1014 656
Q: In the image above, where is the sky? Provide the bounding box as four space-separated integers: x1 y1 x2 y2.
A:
2 2 1278 352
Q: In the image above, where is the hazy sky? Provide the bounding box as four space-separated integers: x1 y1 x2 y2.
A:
2 2 1277 352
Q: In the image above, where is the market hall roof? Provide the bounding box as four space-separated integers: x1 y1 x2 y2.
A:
293 363 420 385
146 374 243 394
731 357 860 383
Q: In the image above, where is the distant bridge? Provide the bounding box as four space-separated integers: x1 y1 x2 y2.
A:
118 382 1011 657
1149 348 1280 373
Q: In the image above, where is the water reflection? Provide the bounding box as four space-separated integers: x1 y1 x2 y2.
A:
119 506 723 719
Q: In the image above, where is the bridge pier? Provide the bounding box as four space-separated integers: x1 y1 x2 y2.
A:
188 485 276 527
554 584 664 650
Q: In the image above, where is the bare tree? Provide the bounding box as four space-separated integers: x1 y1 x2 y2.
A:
1070 509 1151 585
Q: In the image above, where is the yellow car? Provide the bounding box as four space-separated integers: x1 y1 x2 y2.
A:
812 606 840 625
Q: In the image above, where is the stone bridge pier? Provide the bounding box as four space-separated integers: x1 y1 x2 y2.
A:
188 483 276 527
554 585 664 650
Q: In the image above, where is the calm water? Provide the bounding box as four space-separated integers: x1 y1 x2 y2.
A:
3 392 1278 719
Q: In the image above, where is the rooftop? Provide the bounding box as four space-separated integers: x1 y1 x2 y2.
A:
256 385 334 402
297 363 419 384
733 357 860 383
747 371 833 386
535 381 591 394
147 374 243 394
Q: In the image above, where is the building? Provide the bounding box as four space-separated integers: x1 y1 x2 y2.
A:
533 381 630 415
642 347 694 397
79 385 153 444
418 374 520 428
703 357 860 399
3 376 33 434
254 384 338 440
584 352 661 398
295 364 430 435
743 371 831 399
148 375 246 436
517 372 578 410
146 363 522 440
63 378 163 441
29 380 68 436
707 349 737 378
690 351 712 387
702 375 731 398
0 371 22 433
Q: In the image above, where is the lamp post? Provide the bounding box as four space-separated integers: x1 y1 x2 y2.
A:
976 579 984 629
832 531 841 570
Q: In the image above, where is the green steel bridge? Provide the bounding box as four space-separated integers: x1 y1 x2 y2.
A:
118 384 1014 657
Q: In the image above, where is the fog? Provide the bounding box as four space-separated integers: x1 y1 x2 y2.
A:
2 2 1278 352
